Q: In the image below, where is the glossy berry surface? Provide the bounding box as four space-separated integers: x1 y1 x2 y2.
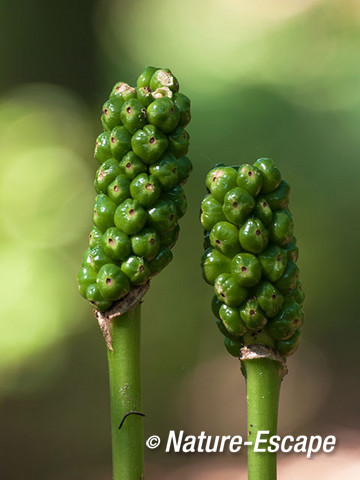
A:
200 159 304 358
77 67 192 311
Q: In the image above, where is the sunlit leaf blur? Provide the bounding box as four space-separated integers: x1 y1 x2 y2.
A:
0 0 359 478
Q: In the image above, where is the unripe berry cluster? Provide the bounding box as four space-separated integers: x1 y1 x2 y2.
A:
200 159 304 358
78 67 192 312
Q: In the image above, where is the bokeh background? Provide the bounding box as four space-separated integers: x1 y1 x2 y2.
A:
0 0 359 478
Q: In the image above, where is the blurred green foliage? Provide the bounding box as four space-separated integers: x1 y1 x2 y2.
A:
0 0 359 478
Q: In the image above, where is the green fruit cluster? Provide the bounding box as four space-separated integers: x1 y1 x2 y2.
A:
78 67 192 312
200 159 304 358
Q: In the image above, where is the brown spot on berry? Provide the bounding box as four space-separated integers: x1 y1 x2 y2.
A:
255 229 261 235
215 239 221 245
250 309 256 316
149 137 155 144
103 108 109 116
248 171 253 177
113 185 119 192
220 293 225 298
233 202 238 208
145 183 154 191
149 238 155 245
139 265 145 273
169 108 174 114
276 255 282 261
111 136 116 144
241 266 247 272
262 202 267 207
105 278 112 285
271 294 277 300
129 209 135 216
108 238 114 245
172 167 177 174
126 106 132 114
293 318 299 324
169 214 174 222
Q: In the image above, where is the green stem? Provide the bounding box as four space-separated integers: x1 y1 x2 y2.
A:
242 357 285 480
107 303 144 480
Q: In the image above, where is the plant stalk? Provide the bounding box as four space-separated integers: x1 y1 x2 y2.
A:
241 355 286 480
107 303 144 480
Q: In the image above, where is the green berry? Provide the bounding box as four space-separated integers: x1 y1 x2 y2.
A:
136 86 154 107
258 245 288 282
131 124 168 164
97 263 130 301
162 185 187 219
167 126 190 158
121 256 150 285
255 281 284 318
150 68 179 92
239 217 269 254
216 317 234 339
284 282 305 306
85 283 112 312
101 97 123 130
201 248 232 285
211 295 222 318
284 237 298 262
239 297 267 330
254 197 273 227
110 82 137 101
173 92 191 127
114 198 147 235
214 273 248 307
270 210 294 246
148 246 173 276
210 221 240 258
94 132 112 164
276 328 301 356
176 156 192 185
236 164 263 196
254 158 281 194
263 180 290 210
160 224 180 248
147 199 178 234
206 166 237 202
137 67 159 88
77 265 97 298
89 226 102 248
267 303 304 341
93 194 116 232
130 173 161 207
222 187 255 225
243 328 275 349
94 159 121 194
219 304 247 336
107 174 131 205
131 228 160 260
224 336 243 357
147 97 180 133
118 151 147 180
231 253 262 287
101 227 131 260
83 245 113 272
149 153 178 191
109 126 132 160
200 195 227 231
120 98 147 134
274 260 300 294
